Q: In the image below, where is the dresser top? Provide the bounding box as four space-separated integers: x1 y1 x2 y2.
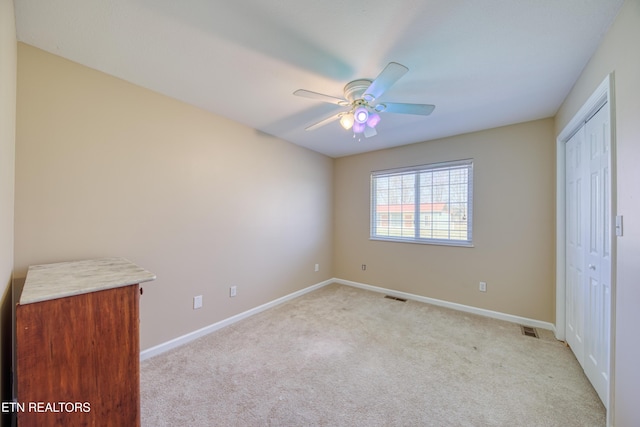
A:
20 257 156 305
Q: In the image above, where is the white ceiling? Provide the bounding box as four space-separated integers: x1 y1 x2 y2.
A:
14 0 623 158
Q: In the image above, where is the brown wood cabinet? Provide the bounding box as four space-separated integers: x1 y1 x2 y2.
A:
14 258 155 427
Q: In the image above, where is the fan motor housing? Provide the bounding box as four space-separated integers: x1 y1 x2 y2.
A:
343 79 372 103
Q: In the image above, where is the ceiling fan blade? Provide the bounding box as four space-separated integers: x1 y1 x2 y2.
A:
294 89 348 106
363 126 377 138
305 111 344 131
363 62 409 102
377 102 435 116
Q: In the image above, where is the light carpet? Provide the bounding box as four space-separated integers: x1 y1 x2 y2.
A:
141 283 605 426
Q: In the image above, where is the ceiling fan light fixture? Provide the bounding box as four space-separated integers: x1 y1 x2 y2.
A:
339 113 354 130
367 112 381 128
354 106 369 124
352 122 366 134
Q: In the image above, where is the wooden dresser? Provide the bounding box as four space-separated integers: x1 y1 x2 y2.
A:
15 258 156 427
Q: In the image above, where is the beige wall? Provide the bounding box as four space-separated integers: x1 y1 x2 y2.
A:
0 0 16 424
555 0 640 424
333 119 556 322
15 43 334 351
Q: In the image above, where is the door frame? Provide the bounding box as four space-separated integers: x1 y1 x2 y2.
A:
555 73 616 422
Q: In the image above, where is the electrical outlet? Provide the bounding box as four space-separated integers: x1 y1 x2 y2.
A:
479 282 487 292
193 295 203 309
315 264 319 272
230 286 237 297
362 264 367 271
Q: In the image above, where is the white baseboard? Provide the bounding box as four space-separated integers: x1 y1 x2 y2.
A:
142 277 556 360
140 278 334 361
333 278 556 332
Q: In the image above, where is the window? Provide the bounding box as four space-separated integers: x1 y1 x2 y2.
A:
371 160 473 246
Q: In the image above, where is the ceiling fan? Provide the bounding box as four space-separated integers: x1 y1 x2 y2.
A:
294 62 435 139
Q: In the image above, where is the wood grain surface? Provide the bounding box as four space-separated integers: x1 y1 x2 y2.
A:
16 284 140 426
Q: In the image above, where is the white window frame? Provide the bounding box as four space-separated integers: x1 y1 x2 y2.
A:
370 159 473 246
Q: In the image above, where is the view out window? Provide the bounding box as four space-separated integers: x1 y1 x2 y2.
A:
370 160 473 246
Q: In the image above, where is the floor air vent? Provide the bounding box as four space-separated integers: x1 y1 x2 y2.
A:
384 295 407 302
521 325 539 338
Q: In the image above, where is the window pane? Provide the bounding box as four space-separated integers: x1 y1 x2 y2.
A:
374 172 417 238
372 160 472 245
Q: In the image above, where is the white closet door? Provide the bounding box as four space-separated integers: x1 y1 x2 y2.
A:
565 101 611 409
583 103 611 407
565 127 586 366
